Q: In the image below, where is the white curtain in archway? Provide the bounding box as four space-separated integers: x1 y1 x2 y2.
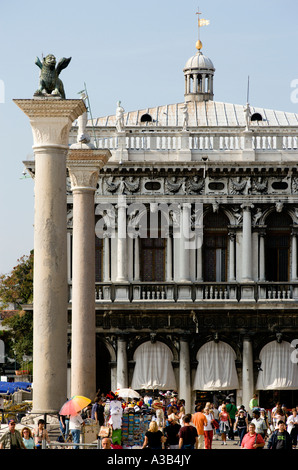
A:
193 341 239 390
131 341 177 390
256 341 298 390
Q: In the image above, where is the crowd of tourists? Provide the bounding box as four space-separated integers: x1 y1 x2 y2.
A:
130 395 298 450
91 391 298 450
1 390 298 450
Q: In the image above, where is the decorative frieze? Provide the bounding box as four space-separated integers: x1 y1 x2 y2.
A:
86 173 298 197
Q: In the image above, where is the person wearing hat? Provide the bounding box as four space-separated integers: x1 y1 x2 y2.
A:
251 409 268 439
0 419 26 449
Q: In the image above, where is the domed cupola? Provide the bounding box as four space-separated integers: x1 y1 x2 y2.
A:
183 12 215 102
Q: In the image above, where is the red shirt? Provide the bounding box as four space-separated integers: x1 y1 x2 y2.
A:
241 432 265 449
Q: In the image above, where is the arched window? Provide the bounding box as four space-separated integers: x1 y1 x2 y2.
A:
256 341 298 390
203 211 229 281
193 341 239 390
251 112 263 122
140 113 152 123
265 212 291 282
131 341 177 390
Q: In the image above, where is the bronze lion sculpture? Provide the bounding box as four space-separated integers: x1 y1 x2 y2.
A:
34 54 71 99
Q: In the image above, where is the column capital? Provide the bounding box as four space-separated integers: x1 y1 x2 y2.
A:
67 149 111 191
241 203 254 211
14 98 86 149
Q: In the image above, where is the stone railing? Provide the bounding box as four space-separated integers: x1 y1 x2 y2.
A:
86 128 298 153
257 282 298 300
67 281 298 303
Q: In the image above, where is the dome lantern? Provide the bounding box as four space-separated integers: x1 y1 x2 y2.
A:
183 11 215 103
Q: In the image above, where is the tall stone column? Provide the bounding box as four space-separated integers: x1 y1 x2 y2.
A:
241 204 254 282
14 98 86 413
291 230 298 281
134 236 140 281
258 230 266 281
166 231 173 282
116 337 128 390
179 203 191 282
67 149 110 399
242 336 254 413
179 337 191 414
228 232 236 282
178 203 192 301
116 196 127 282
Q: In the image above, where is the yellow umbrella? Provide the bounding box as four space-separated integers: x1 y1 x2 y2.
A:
59 395 91 416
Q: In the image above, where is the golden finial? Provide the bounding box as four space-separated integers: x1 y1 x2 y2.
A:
195 8 209 51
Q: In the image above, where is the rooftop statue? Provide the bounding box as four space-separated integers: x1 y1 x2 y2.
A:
34 54 71 99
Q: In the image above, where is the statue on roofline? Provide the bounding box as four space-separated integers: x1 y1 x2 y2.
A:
34 54 71 99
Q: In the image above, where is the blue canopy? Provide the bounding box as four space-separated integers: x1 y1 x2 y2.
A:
0 381 32 394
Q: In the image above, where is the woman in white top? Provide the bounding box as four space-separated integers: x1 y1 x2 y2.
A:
287 408 298 448
203 407 214 449
69 412 85 449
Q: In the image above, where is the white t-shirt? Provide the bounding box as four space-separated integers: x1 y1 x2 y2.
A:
287 414 298 433
69 414 83 430
204 413 213 431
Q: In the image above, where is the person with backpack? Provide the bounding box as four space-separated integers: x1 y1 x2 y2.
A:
241 423 265 449
267 420 292 450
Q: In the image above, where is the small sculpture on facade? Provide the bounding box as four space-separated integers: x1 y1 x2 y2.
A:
275 201 284 213
252 207 263 225
115 101 125 132
187 176 204 194
34 54 71 99
253 177 268 194
165 176 184 194
105 176 140 195
230 177 251 195
182 103 189 131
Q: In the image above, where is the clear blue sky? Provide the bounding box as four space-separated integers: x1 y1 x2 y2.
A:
1 0 298 274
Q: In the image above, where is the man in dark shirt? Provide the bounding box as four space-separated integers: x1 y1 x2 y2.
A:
267 421 292 450
164 417 181 449
178 414 198 449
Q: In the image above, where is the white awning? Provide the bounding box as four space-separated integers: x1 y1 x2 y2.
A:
256 341 298 390
131 341 177 390
193 341 239 391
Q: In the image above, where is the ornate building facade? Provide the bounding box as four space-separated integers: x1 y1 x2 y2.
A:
25 24 298 413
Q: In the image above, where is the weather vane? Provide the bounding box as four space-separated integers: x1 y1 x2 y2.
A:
195 7 210 51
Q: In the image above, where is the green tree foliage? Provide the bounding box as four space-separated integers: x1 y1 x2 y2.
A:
2 310 33 365
0 250 33 307
0 251 33 366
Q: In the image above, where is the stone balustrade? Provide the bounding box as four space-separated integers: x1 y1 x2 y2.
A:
67 281 298 303
68 128 298 155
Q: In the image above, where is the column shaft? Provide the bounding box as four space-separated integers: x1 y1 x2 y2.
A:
117 338 128 389
116 198 127 281
242 337 254 413
259 232 265 281
179 203 191 282
241 204 254 281
33 147 68 412
291 233 297 281
71 188 96 398
179 339 191 414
